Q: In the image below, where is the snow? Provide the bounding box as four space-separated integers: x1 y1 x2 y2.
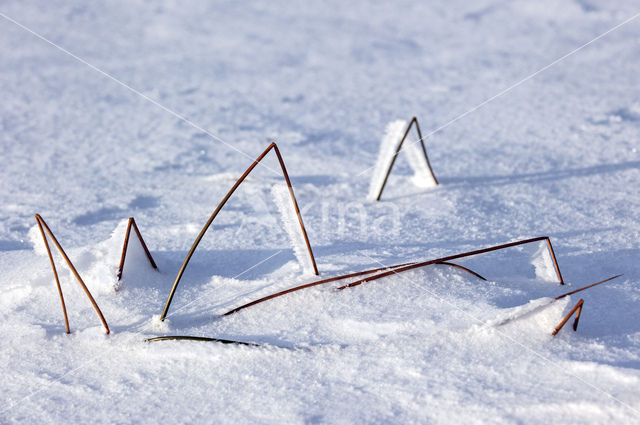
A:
367 119 408 200
480 297 559 328
271 184 316 275
531 240 561 283
1 0 640 423
404 139 438 189
27 223 48 256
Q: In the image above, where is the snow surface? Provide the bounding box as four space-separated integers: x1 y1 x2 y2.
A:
1 0 640 423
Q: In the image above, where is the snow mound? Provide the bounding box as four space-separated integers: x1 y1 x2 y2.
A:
150 314 171 332
367 119 437 199
531 241 560 282
32 219 160 295
76 219 129 293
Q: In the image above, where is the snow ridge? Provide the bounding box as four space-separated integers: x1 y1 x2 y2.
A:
271 184 315 275
367 120 408 200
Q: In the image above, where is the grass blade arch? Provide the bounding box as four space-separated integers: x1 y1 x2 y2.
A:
375 116 439 201
160 143 318 321
117 217 158 281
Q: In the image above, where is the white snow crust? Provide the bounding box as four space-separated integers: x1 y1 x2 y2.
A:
531 241 561 282
404 138 439 188
367 120 408 200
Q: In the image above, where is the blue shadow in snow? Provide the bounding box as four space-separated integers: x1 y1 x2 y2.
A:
441 160 640 188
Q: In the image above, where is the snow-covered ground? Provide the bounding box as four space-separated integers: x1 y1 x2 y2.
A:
1 1 639 423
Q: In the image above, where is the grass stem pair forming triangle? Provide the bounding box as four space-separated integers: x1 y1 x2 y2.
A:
374 117 438 201
34 214 110 334
552 298 584 335
117 217 158 281
159 142 318 321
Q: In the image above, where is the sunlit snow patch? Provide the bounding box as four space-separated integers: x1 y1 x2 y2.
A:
530 241 560 282
150 314 171 332
367 120 407 201
111 219 158 291
28 220 120 293
30 219 159 294
367 119 437 200
271 184 315 275
27 223 49 256
405 139 438 188
478 296 569 336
